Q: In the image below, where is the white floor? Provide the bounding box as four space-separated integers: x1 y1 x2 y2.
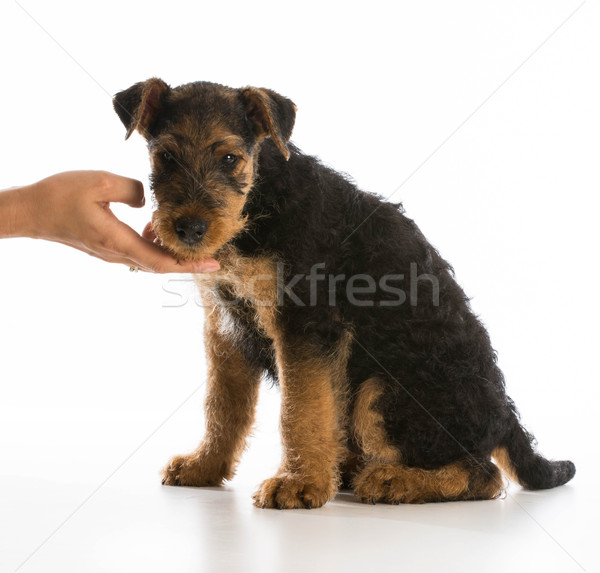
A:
0 400 595 573
0 478 591 573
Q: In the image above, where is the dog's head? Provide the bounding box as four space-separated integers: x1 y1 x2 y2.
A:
113 78 296 261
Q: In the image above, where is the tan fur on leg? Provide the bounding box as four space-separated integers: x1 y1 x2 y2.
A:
353 460 504 504
353 377 401 464
161 296 262 487
253 334 351 509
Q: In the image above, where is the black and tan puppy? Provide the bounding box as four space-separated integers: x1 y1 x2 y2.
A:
113 79 575 509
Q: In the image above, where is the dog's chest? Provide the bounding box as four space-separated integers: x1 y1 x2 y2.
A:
194 247 281 343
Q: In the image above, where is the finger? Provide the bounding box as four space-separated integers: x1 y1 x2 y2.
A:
143 254 221 274
104 218 220 274
57 240 151 270
85 243 218 274
113 257 220 274
141 222 158 242
97 172 145 208
49 229 206 273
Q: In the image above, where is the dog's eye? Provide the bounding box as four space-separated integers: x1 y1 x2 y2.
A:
161 151 174 163
221 154 238 168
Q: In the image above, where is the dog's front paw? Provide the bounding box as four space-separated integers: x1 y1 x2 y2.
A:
161 452 230 487
252 473 335 509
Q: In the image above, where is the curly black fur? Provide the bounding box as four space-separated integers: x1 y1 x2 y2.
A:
233 138 575 489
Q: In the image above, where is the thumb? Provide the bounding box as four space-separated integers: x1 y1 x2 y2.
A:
98 173 145 208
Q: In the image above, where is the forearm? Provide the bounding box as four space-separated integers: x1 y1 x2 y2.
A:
0 184 37 239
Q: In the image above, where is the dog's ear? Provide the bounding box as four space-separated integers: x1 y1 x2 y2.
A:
113 78 170 140
240 87 296 160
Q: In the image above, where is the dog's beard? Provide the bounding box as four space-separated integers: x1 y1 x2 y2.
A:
151 210 247 263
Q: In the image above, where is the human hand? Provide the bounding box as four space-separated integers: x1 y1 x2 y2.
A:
5 171 220 273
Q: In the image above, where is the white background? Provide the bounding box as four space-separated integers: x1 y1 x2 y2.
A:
0 1 598 572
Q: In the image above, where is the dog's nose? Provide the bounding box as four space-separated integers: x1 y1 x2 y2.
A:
174 217 208 245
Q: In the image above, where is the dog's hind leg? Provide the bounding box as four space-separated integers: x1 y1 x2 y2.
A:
352 458 504 504
352 377 403 466
351 377 504 503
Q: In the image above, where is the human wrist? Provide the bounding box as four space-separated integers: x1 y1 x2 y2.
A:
0 186 26 238
0 182 46 239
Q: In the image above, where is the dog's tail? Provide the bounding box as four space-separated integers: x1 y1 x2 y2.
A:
493 412 575 490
